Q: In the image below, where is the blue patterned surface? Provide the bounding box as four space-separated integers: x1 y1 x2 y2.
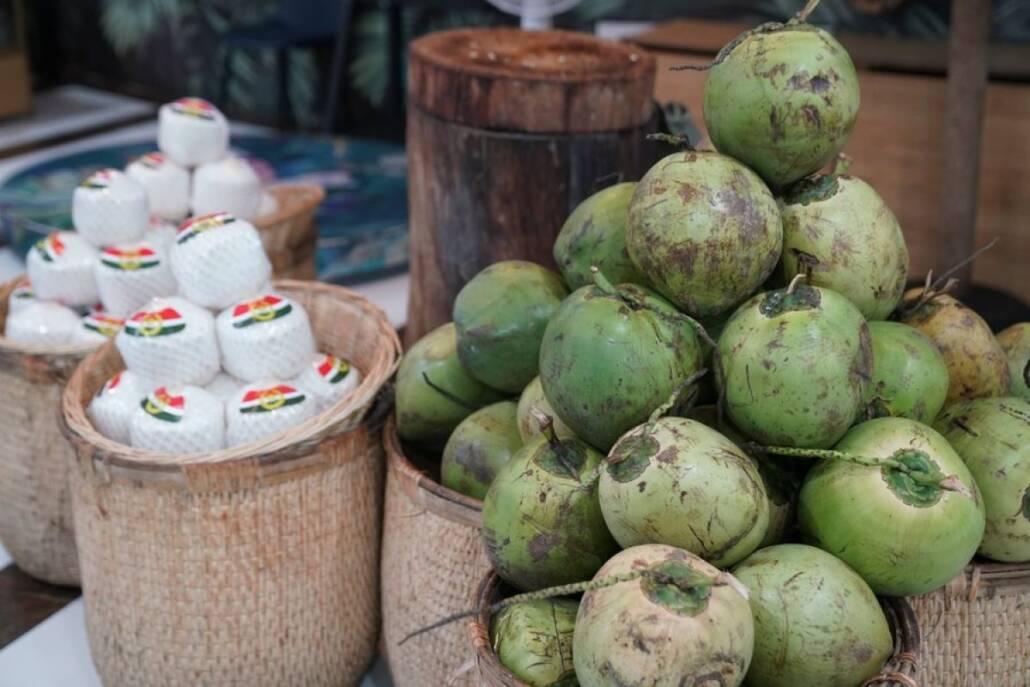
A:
0 134 409 284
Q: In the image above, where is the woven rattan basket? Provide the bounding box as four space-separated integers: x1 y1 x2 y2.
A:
0 276 99 586
470 571 922 687
61 279 400 687
909 562 1030 686
254 184 325 280
380 415 491 687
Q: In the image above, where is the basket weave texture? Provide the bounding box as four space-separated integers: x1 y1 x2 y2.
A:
380 416 491 687
470 571 923 687
61 279 400 687
254 184 325 281
909 562 1030 687
0 275 98 586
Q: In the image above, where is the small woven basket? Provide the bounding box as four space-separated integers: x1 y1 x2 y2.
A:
0 275 98 586
380 416 491 687
470 571 922 687
254 184 325 280
61 279 400 687
909 562 1030 686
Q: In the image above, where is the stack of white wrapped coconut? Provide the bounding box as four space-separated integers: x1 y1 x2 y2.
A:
5 96 360 454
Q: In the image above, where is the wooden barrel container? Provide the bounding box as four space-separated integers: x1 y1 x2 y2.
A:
405 28 661 344
909 562 1029 686
380 416 491 686
61 280 400 687
0 276 97 586
253 183 325 280
469 571 922 687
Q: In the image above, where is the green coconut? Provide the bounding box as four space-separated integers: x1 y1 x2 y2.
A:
395 322 507 449
899 290 1011 404
732 544 893 687
573 544 754 687
997 323 1030 401
718 283 872 449
687 405 799 547
864 321 949 424
553 182 645 290
453 260 568 393
517 376 576 443
491 598 579 687
778 174 909 320
799 417 985 596
600 417 769 567
935 397 1030 563
440 401 522 500
481 422 618 591
539 280 703 451
625 150 783 318
703 22 860 189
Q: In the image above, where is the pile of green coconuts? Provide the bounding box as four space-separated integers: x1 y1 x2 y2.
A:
394 7 1030 687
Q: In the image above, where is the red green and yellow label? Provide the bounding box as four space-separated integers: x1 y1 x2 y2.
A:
11 277 33 300
141 387 184 423
83 310 124 338
81 169 117 189
123 307 185 337
238 385 306 414
316 355 351 385
137 152 166 170
177 212 235 245
100 371 124 395
230 295 291 329
101 246 160 271
34 233 65 263
170 97 216 120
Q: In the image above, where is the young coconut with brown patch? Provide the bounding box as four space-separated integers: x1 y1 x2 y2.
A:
481 412 619 591
441 401 522 500
863 320 949 424
997 322 1030 401
935 396 1030 563
491 597 579 687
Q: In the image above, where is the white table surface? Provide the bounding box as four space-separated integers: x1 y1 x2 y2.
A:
0 121 407 686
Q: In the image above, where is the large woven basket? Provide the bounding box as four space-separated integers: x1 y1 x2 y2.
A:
0 276 98 586
909 562 1030 686
61 279 400 687
254 184 325 280
380 416 491 687
470 571 922 687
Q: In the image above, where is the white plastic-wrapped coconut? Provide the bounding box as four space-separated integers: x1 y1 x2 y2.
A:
257 191 279 218
88 370 150 444
126 152 191 222
204 371 243 401
291 353 362 413
170 212 271 310
71 169 149 247
129 385 225 454
4 301 81 346
7 276 35 313
26 231 99 307
116 296 220 387
157 97 229 167
148 217 178 249
225 381 317 447
191 155 262 220
72 307 124 345
215 293 315 382
94 239 178 318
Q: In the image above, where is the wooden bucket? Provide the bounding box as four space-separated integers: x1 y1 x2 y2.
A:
61 280 400 687
909 562 1030 686
0 275 98 586
404 28 662 344
470 571 922 687
254 184 325 280
380 416 490 687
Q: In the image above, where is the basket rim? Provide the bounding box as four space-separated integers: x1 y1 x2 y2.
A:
0 275 101 359
469 570 922 687
254 183 325 229
385 414 483 525
61 278 401 472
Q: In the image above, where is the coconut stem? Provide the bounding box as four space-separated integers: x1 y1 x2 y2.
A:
756 444 974 497
792 0 822 23
398 568 747 645
898 237 998 316
648 368 709 424
590 266 620 298
532 408 582 482
646 132 695 150
830 153 853 176
421 372 478 411
786 273 806 295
